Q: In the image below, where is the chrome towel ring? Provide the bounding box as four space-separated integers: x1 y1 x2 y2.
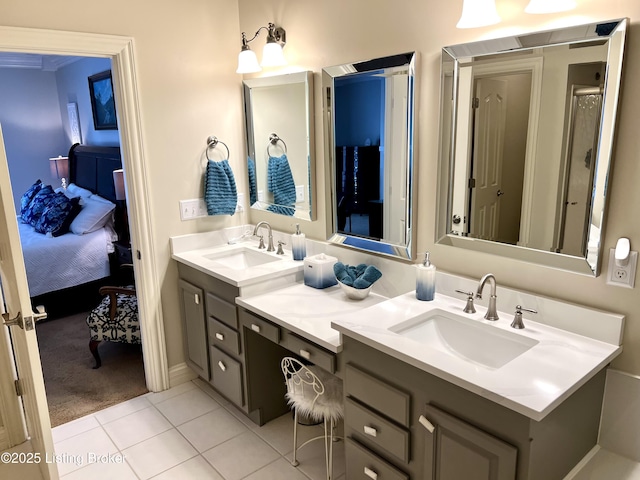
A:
267 133 287 157
206 135 230 161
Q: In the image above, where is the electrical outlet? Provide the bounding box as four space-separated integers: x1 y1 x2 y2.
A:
606 248 637 288
179 199 207 220
295 185 304 202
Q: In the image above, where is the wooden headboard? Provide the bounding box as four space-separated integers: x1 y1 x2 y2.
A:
68 144 122 202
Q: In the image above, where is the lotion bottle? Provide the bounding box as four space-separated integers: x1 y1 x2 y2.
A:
292 223 306 261
416 252 436 301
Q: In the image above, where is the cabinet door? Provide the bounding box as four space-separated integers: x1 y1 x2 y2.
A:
422 404 517 480
179 279 209 379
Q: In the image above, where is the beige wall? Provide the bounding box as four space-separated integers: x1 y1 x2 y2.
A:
239 0 640 375
4 0 640 378
0 0 246 369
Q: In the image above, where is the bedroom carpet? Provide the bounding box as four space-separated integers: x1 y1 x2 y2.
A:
36 311 148 427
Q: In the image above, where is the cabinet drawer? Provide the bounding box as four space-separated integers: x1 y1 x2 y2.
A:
346 397 409 463
345 364 410 427
210 346 244 407
284 332 336 373
345 438 408 480
206 292 237 329
243 314 280 343
208 318 240 356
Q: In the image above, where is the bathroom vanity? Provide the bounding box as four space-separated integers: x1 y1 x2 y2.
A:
171 229 623 480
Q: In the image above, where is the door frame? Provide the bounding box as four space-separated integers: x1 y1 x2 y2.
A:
0 27 169 393
470 56 543 247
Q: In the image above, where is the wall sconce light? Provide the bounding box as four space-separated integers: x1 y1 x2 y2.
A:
525 0 577 14
236 22 287 74
49 155 69 189
457 0 501 28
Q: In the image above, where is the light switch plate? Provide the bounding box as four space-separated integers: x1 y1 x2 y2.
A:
179 198 207 220
295 185 304 202
606 248 637 288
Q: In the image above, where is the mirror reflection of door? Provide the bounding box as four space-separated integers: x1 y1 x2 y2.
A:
556 63 605 256
469 73 531 244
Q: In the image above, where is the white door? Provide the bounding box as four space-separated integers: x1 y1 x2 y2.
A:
0 124 57 479
470 78 507 241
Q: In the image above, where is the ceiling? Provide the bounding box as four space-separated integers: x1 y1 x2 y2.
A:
0 53 81 71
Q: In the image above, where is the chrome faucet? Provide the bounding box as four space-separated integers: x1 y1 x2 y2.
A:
476 273 499 321
253 221 275 252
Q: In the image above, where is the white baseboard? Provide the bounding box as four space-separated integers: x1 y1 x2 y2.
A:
563 445 600 479
168 362 197 388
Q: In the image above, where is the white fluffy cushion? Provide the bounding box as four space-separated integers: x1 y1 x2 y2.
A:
285 365 343 423
70 196 115 234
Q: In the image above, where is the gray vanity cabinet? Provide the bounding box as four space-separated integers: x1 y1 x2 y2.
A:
178 278 208 380
342 336 606 480
177 263 245 409
423 404 517 480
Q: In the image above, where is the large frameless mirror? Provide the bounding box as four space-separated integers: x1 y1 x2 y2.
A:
243 71 315 220
436 19 627 275
323 52 417 260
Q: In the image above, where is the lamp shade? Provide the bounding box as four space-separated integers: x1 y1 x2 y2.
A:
49 156 69 180
457 0 501 28
261 42 286 67
113 169 126 201
236 49 261 74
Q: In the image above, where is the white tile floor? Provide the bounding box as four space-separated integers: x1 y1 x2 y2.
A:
46 378 344 479
5 378 640 479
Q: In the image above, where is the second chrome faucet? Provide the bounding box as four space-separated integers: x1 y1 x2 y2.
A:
253 221 275 252
476 273 499 321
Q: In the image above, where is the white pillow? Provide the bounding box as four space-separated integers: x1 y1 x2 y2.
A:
70 196 115 234
89 193 113 204
66 183 93 199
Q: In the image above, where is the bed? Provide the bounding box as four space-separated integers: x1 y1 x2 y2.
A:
19 144 123 297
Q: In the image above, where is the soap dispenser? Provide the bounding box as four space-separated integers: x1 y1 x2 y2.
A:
291 223 306 261
416 252 436 301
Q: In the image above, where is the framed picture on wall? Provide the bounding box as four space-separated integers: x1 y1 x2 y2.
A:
88 70 117 130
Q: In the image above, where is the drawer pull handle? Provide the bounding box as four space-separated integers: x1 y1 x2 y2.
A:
218 361 226 372
419 414 435 433
251 323 261 333
363 425 378 437
364 467 378 480
194 293 200 305
299 349 311 360
215 333 224 341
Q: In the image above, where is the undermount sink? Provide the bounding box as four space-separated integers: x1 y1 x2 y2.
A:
389 309 539 369
203 247 281 270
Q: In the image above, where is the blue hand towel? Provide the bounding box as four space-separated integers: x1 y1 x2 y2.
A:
353 265 383 289
204 159 237 216
333 262 382 289
247 157 257 205
267 154 296 207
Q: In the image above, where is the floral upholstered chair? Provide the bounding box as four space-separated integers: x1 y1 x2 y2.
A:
86 284 140 369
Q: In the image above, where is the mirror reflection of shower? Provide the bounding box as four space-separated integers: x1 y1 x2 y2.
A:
555 62 605 257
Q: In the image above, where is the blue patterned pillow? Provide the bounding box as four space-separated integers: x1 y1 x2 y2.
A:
34 194 81 237
22 185 55 226
19 180 43 218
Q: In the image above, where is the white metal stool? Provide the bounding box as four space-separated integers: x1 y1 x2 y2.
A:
281 356 344 480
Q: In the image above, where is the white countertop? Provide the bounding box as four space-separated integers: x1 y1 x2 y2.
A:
236 282 388 353
331 292 622 421
171 242 303 288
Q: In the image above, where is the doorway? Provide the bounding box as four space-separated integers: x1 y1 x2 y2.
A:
0 26 167 466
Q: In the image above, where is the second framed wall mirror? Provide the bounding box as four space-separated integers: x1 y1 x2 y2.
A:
323 52 417 260
243 71 315 220
436 19 627 275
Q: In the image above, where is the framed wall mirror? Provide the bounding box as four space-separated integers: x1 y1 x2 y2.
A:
323 52 417 260
243 71 315 220
436 19 627 275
